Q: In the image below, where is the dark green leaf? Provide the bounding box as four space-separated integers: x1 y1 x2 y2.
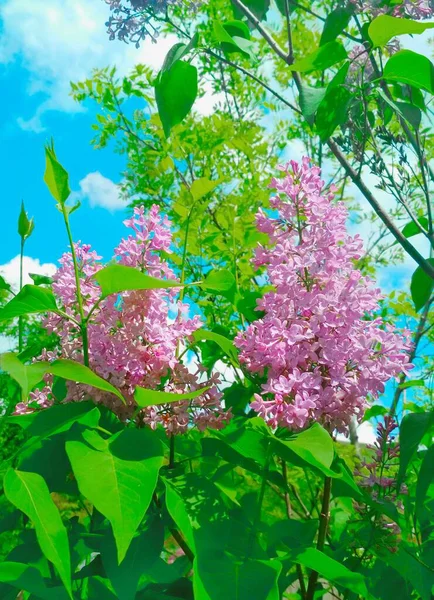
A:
274 423 334 471
383 50 434 94
394 217 429 244
66 428 164 563
0 285 58 321
290 41 347 73
416 445 434 517
213 21 255 60
4 469 72 597
94 264 182 299
0 562 69 600
410 258 434 311
155 60 198 138
315 85 351 141
398 412 434 482
377 88 421 129
101 518 164 600
320 6 353 45
369 15 434 48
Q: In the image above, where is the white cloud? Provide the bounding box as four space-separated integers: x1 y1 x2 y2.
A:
74 171 126 212
0 255 57 291
0 0 178 131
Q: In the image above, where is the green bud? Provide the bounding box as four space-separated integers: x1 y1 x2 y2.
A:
18 201 35 241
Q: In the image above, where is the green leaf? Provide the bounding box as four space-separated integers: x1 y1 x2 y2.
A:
377 88 422 129
398 379 426 390
315 85 352 142
194 555 282 600
0 274 12 293
296 548 368 596
45 359 125 404
191 329 240 368
190 177 223 202
273 423 335 474
398 412 434 482
289 41 347 73
8 401 99 438
410 258 434 311
320 6 353 45
66 428 164 563
164 479 196 552
200 269 236 292
161 33 199 73
4 469 72 597
29 273 54 286
44 144 71 206
101 518 164 600
213 21 255 60
0 284 59 321
362 404 388 422
155 60 198 138
18 201 35 240
416 445 434 517
299 85 327 127
233 0 270 21
0 353 47 400
134 385 210 408
369 15 434 48
0 562 69 600
383 50 434 94
93 264 181 299
393 217 429 244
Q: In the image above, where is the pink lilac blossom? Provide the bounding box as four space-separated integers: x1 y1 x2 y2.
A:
234 158 411 433
23 205 229 435
104 0 202 46
349 0 433 19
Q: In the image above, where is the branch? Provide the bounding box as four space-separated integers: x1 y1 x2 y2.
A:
328 139 434 280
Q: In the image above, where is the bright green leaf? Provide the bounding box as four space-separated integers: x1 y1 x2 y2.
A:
200 269 236 292
296 548 368 596
393 217 429 244
134 385 210 408
66 428 164 563
362 404 389 422
0 284 59 322
299 85 327 127
213 21 255 60
191 328 240 367
45 359 125 404
190 177 223 202
398 379 426 390
44 144 71 206
410 259 434 311
4 469 72 597
290 41 347 73
0 353 47 400
155 60 198 138
0 275 12 293
383 50 434 94
94 264 181 299
369 15 434 48
162 33 199 73
29 273 54 286
273 423 335 474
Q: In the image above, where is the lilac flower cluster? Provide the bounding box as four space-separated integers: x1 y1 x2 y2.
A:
17 205 229 435
235 159 411 433
349 0 434 19
104 0 200 46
